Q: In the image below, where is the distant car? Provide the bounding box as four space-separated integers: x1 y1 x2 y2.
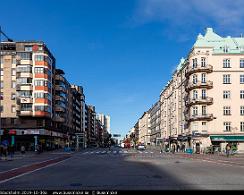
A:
137 144 146 150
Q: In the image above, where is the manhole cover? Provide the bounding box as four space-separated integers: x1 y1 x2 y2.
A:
70 183 82 187
152 175 162 179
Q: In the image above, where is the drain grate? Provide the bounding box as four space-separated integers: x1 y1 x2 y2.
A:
70 183 82 187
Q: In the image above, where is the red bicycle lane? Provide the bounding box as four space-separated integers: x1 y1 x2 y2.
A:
0 155 71 183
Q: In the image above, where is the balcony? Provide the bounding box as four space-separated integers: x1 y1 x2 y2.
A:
55 75 65 83
17 110 33 116
186 81 213 91
53 116 65 123
185 65 213 77
16 72 33 78
55 95 66 102
20 97 33 104
55 105 66 112
186 114 214 122
16 84 33 91
186 96 213 106
55 85 66 93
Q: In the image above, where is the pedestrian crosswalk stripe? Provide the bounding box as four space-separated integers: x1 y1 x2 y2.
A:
113 151 117 154
150 151 153 153
145 151 148 153
107 151 111 153
138 151 142 153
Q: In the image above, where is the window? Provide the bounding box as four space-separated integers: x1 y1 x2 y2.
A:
11 81 16 88
241 122 244 132
11 68 16 76
201 57 206 67
193 90 198 99
224 122 231 132
193 74 198 84
223 91 230 99
16 78 32 84
24 46 32 52
192 58 197 68
241 106 244 116
202 89 206 99
35 55 44 61
192 106 198 116
223 106 231 115
11 93 16 100
223 74 231 84
223 59 231 68
20 103 32 111
201 73 206 83
240 59 244 68
1 68 3 76
35 67 45 74
16 65 32 73
241 90 244 99
17 91 32 98
240 75 244 84
34 92 49 99
34 80 48 86
0 106 3 112
11 105 16 113
17 52 32 60
0 81 3 89
202 106 207 115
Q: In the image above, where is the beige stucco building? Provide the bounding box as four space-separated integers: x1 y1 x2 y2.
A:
138 112 151 145
160 28 244 153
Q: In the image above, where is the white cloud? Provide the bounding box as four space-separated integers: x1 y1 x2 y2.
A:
132 0 244 39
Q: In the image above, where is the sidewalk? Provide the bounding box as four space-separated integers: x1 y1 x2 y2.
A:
0 149 75 173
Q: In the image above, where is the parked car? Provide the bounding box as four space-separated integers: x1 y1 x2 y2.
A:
137 144 145 150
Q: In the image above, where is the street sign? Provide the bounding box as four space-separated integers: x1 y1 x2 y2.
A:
113 134 121 137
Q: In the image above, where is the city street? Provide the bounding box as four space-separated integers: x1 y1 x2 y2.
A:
1 147 244 190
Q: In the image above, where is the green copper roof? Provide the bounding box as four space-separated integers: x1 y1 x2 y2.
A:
194 28 244 54
176 57 185 71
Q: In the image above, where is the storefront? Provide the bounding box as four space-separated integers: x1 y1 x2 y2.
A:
210 135 244 152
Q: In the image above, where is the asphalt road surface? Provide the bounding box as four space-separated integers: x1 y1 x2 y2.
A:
1 147 244 190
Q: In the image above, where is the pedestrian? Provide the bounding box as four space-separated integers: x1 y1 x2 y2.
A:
172 144 175 154
21 145 25 155
226 143 231 157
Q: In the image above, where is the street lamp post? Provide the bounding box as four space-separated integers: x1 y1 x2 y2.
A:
0 26 13 142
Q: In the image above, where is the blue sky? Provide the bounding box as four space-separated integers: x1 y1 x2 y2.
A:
1 0 244 138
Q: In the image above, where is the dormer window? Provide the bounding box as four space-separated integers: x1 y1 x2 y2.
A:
223 45 229 53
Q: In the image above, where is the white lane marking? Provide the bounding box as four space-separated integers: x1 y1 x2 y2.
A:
113 151 117 154
107 151 111 153
144 151 148 153
119 151 123 153
150 151 154 154
123 151 128 153
0 157 71 184
95 151 100 154
101 151 106 153
138 151 142 153
90 152 94 154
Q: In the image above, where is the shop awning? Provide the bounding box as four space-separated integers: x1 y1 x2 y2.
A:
210 135 244 142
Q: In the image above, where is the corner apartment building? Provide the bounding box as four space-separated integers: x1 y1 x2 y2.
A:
160 28 244 152
0 40 85 150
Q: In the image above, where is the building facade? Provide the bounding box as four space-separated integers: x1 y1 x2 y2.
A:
160 28 244 153
0 40 86 151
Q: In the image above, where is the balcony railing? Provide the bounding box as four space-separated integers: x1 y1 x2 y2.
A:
186 114 214 121
17 110 33 116
186 96 213 106
55 105 66 112
185 64 213 77
16 84 33 91
186 81 213 91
